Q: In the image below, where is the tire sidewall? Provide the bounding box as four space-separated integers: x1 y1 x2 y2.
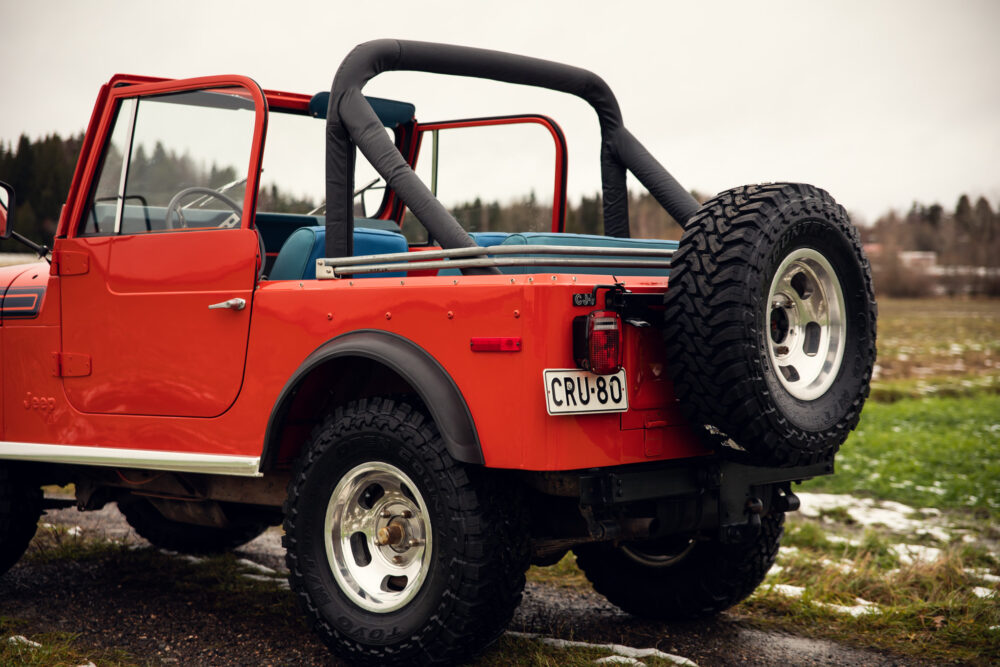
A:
754 213 873 433
291 426 456 648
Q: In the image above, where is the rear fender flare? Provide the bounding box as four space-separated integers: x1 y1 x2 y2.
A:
262 330 483 469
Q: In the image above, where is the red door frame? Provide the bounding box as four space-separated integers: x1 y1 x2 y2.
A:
412 115 569 233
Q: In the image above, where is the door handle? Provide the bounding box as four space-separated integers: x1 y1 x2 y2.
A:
208 297 246 311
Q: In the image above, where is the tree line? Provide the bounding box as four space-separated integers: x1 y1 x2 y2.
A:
0 133 84 252
860 195 1000 296
3 132 997 298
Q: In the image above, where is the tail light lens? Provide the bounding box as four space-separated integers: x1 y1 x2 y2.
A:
573 310 622 375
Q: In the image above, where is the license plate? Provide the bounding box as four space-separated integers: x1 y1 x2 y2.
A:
543 368 629 415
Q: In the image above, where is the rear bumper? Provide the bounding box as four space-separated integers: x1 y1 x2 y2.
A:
577 457 833 542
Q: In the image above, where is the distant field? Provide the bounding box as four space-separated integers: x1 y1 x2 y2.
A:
873 297 1000 382
0 252 44 267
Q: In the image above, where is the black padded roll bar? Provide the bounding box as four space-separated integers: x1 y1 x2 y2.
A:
325 39 699 260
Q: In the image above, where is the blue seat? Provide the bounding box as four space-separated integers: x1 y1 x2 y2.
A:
268 226 408 280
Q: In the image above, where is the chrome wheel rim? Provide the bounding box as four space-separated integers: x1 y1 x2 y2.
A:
766 248 846 401
324 461 432 613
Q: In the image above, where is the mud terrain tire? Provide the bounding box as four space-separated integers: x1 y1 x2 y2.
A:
575 513 784 620
117 496 267 554
283 397 529 666
0 464 42 576
663 183 876 467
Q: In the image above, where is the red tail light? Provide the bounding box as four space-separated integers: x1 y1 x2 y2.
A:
573 310 622 375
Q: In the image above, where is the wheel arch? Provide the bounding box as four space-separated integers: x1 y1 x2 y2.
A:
261 330 483 471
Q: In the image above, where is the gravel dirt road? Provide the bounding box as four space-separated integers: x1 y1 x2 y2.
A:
0 502 930 666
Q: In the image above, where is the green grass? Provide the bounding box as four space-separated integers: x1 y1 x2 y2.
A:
478 634 687 667
804 394 1000 515
24 523 131 564
1 617 141 667
748 532 1000 664
526 552 590 589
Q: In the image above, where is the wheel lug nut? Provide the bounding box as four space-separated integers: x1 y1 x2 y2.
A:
392 555 403 564
380 509 391 518
401 510 413 519
407 538 424 547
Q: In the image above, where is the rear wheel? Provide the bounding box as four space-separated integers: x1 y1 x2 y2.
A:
117 496 268 554
575 513 784 620
663 183 877 466
0 464 42 576
283 397 528 666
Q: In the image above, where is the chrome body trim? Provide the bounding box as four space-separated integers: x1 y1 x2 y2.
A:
0 442 263 477
316 244 675 279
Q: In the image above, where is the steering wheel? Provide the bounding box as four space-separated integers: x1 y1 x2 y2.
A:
164 186 243 229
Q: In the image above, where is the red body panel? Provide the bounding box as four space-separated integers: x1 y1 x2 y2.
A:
1 73 709 473
59 230 258 416
3 263 707 470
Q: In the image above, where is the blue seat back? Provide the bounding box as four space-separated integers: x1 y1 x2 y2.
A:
269 226 408 280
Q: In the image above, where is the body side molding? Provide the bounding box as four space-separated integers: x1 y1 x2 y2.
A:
0 442 262 477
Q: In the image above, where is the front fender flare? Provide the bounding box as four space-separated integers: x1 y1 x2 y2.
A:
263 330 483 468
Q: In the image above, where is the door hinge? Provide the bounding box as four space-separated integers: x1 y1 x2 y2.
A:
51 251 89 276
52 352 92 377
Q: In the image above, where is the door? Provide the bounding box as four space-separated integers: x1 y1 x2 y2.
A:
58 78 267 417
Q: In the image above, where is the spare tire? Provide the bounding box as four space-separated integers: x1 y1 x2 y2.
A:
663 183 876 467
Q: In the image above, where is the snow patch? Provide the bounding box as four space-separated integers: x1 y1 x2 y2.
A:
766 584 881 616
240 573 290 590
966 568 1000 585
7 635 42 648
158 549 205 564
595 657 644 666
771 584 805 598
508 632 698 666
973 587 996 599
891 543 942 565
796 493 950 542
823 597 880 617
237 558 276 575
819 558 854 574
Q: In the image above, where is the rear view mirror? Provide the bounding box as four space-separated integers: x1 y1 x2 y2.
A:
0 181 13 239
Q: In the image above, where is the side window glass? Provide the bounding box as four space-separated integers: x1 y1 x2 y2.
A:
83 99 135 235
406 122 557 244
82 88 256 236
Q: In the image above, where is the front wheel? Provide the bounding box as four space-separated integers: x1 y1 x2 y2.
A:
0 464 42 576
283 397 528 666
575 513 784 620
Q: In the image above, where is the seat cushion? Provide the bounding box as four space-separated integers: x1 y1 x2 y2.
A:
269 226 408 280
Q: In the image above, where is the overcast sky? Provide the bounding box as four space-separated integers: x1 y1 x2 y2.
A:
2 0 998 223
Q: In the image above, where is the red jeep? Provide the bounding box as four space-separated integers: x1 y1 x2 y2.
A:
0 40 876 665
